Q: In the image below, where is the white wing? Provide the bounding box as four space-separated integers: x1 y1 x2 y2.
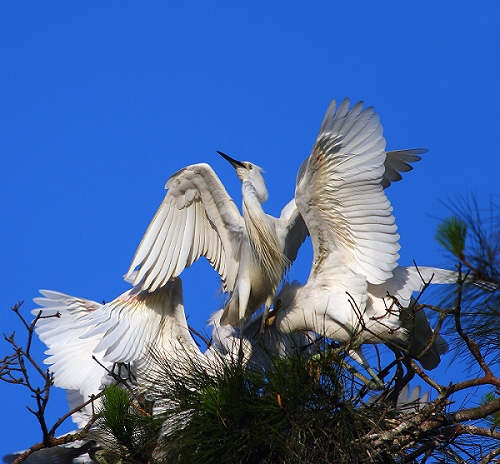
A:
369 265 458 307
33 291 110 425
297 98 400 284
33 278 200 427
369 265 453 369
284 147 423 262
277 198 308 264
80 278 199 369
126 163 244 292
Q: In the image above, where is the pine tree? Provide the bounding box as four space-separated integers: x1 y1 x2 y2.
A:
3 194 500 463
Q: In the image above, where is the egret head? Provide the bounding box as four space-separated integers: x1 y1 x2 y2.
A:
218 151 268 202
274 281 301 312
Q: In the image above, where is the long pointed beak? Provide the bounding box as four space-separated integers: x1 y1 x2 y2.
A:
218 151 245 169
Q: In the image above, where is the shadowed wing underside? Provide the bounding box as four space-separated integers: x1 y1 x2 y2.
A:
126 163 244 293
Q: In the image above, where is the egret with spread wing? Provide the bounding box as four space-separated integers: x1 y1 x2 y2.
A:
273 98 451 377
126 144 425 328
126 153 307 328
33 277 202 427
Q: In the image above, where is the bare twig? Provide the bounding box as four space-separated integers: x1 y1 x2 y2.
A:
1 303 105 463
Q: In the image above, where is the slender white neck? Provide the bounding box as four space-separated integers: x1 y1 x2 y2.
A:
242 177 268 204
242 185 289 284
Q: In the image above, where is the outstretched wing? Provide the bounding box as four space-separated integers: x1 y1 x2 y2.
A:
296 98 400 284
369 265 452 370
33 279 200 426
369 265 458 307
32 290 109 416
285 147 424 263
81 278 199 366
126 163 244 293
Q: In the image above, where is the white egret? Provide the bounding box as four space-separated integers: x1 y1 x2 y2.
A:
125 152 307 328
272 98 452 374
125 144 425 328
33 98 431 418
33 277 202 427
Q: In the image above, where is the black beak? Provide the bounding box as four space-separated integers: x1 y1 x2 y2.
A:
218 151 245 169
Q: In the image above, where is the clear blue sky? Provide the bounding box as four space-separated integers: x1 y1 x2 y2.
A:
1 2 499 455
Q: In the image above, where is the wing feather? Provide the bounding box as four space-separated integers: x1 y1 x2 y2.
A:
297 98 400 284
146 206 186 290
132 201 170 273
174 204 196 276
278 199 308 264
187 201 204 265
81 279 197 366
126 163 243 292
32 291 110 412
382 148 427 188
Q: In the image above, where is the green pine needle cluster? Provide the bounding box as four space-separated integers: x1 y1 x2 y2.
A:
95 384 163 463
435 215 467 259
435 196 500 363
481 392 500 431
131 347 403 464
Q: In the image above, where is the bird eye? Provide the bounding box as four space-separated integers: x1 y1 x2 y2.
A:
247 163 253 170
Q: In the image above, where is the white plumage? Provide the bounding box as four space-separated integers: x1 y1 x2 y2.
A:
125 154 308 327
33 277 201 427
30 97 443 432
125 144 422 328
273 98 451 372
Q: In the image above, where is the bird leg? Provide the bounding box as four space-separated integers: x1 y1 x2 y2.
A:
348 347 384 390
337 319 385 389
339 359 383 390
237 280 252 329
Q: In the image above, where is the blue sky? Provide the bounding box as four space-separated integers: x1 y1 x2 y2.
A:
1 2 499 456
